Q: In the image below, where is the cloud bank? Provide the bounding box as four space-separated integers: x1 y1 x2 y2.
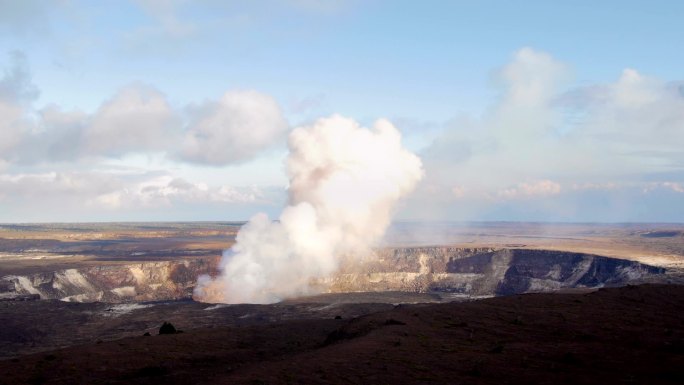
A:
0 52 288 166
2 46 683 222
0 52 288 221
0 169 279 222
412 47 684 221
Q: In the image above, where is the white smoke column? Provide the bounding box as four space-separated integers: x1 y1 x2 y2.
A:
195 114 423 303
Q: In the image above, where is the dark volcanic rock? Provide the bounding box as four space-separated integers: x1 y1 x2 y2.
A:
494 249 666 295
641 230 682 238
159 322 177 335
329 247 668 296
0 297 396 360
0 294 40 302
0 284 683 385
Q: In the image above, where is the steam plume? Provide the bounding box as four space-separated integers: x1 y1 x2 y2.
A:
194 115 423 303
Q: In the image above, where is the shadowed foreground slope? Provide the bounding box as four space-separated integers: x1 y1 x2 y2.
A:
1 284 683 384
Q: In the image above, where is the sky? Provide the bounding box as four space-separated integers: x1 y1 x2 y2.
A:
0 0 683 223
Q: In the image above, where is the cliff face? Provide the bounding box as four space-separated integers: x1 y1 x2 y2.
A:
0 248 666 303
324 248 666 296
1 257 219 302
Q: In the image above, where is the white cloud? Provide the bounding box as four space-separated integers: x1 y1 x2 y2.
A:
0 54 288 166
0 171 272 215
417 48 684 214
84 85 181 157
0 171 121 201
0 52 38 161
451 185 466 198
403 47 684 221
0 102 27 157
571 182 619 191
662 182 684 193
179 90 288 165
498 47 568 109
575 69 684 161
496 180 561 200
642 181 684 194
91 175 267 209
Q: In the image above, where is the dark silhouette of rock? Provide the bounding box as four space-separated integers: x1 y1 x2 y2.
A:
159 322 177 335
143 332 151 336
384 318 406 326
0 294 40 302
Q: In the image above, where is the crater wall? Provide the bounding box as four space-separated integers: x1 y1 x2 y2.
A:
0 257 219 302
323 247 667 297
0 248 668 303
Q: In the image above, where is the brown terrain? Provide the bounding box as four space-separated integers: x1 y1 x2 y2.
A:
385 222 684 269
0 284 682 384
0 222 683 384
0 222 239 277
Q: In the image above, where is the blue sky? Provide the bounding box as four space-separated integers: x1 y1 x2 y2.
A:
0 0 683 222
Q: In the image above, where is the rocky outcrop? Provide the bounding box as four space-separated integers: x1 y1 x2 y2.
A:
0 248 667 303
0 257 219 302
323 247 666 296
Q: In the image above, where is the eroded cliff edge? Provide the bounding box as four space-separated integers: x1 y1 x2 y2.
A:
1 247 670 303
324 247 668 296
1 257 219 302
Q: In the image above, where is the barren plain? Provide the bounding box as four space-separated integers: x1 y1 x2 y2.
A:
1 222 683 384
